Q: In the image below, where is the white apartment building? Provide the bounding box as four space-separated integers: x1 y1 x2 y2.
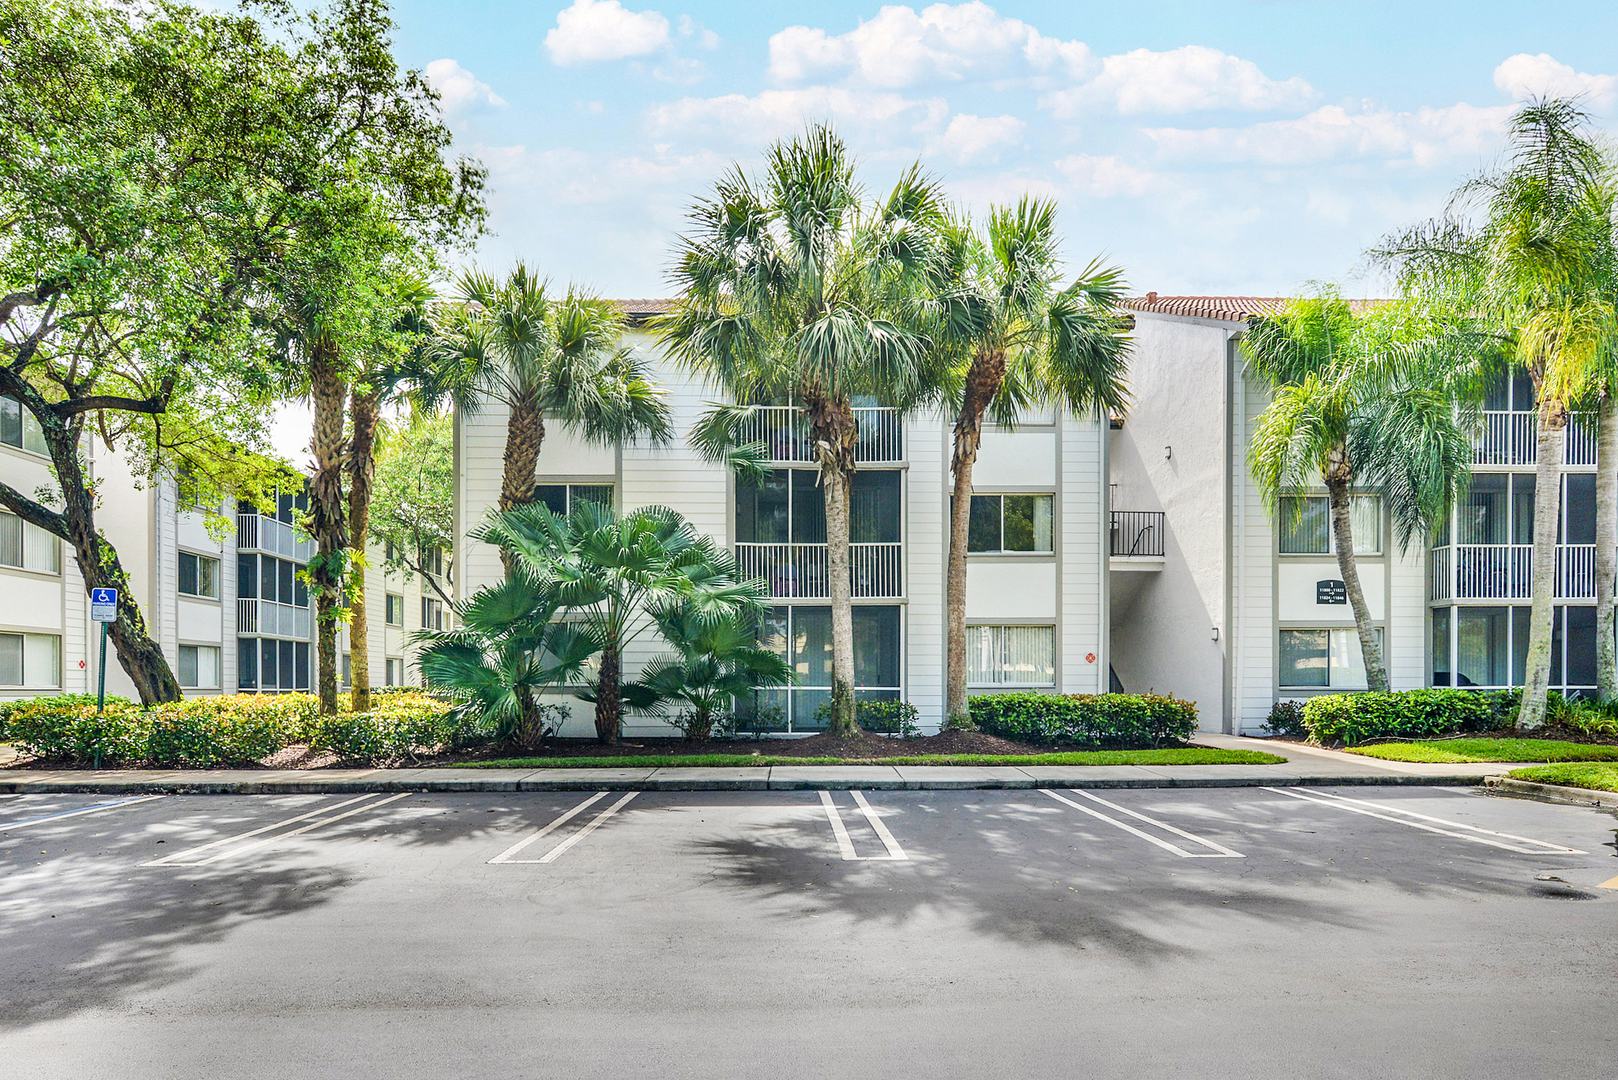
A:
455 301 1113 738
0 405 446 702
1109 294 1610 734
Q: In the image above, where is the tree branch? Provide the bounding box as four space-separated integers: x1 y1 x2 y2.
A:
0 478 68 540
53 392 168 418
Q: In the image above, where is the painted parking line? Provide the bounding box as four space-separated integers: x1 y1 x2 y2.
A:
489 791 613 865
1263 787 1585 855
819 791 910 862
0 795 166 833
1041 789 1245 859
1601 875 1618 891
143 793 412 867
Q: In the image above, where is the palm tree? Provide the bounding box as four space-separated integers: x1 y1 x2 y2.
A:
416 575 597 751
922 201 1130 726
658 124 944 736
1245 295 1478 693
430 264 673 573
1597 362 1618 702
1377 99 1617 728
626 605 794 742
479 501 768 744
347 271 436 712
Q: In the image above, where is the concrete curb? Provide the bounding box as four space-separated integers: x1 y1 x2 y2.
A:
0 772 1494 795
1483 775 1618 811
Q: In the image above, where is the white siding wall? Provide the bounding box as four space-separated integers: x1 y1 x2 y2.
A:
904 407 946 725
1060 413 1108 694
1231 362 1278 733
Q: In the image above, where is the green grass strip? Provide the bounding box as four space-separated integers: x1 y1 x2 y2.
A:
1506 762 1618 793
453 748 1285 769
1344 738 1618 764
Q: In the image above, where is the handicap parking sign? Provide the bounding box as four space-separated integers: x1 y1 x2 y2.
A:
90 588 119 623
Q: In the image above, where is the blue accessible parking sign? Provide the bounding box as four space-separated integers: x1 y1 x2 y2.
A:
90 588 119 622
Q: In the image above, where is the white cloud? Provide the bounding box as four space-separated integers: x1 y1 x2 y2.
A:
931 113 1024 163
479 142 726 207
1044 45 1313 117
768 2 1090 88
648 86 951 148
1053 154 1164 198
545 0 671 65
425 58 506 114
1493 53 1618 108
1144 102 1512 168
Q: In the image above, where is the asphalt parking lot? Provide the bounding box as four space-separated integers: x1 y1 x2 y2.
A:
2 786 1615 1079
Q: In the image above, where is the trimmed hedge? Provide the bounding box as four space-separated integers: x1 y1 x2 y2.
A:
968 692 1197 748
2 691 455 766
1301 689 1497 746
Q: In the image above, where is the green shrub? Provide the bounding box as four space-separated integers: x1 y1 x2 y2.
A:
968 692 1197 748
308 692 467 764
144 696 310 767
0 693 134 740
4 699 151 764
1263 699 1307 738
812 698 921 737
1301 689 1495 746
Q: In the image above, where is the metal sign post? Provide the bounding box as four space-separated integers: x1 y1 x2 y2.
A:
90 588 119 713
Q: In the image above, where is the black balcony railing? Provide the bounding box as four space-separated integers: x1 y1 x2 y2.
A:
1110 510 1165 557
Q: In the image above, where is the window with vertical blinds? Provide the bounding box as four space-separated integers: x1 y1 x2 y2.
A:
0 512 61 573
966 625 1056 687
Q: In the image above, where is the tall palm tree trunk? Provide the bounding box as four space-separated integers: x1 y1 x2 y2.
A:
808 392 860 736
945 348 1007 726
308 339 349 716
594 643 621 745
1324 465 1387 692
347 389 382 712
498 399 545 575
1519 405 1569 730
1595 393 1617 701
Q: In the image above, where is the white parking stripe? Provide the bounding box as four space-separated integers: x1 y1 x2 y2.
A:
850 791 909 861
1263 787 1585 855
820 791 859 860
0 794 165 832
536 792 638 864
488 792 610 864
1042 789 1244 858
144 793 409 867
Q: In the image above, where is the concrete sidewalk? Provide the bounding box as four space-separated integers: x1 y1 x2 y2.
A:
0 735 1525 793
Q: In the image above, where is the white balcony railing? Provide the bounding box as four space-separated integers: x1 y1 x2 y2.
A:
236 514 315 561
1473 411 1596 466
735 406 904 464
236 598 313 639
735 541 903 599
1429 543 1596 601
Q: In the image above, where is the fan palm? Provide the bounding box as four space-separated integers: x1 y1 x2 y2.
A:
415 575 597 751
1245 294 1479 693
429 264 673 572
480 500 768 744
626 605 794 742
657 124 944 735
1377 98 1617 727
921 200 1130 725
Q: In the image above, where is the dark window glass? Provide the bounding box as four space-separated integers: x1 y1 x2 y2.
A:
1430 607 1451 685
279 640 295 690
967 495 1001 552
1563 474 1596 545
533 484 569 514
238 639 257 689
573 485 613 512
1564 605 1597 687
790 471 825 543
279 560 294 605
293 570 309 608
853 606 901 687
277 493 295 524
735 471 789 544
850 471 900 543
791 606 833 687
1510 474 1535 545
260 640 277 689
178 552 199 595
237 554 257 599
1 397 20 447
295 641 310 690
1460 475 1508 545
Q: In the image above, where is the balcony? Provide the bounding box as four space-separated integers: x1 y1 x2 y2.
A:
237 598 313 639
1110 510 1165 558
1472 411 1596 467
736 406 904 464
735 541 903 599
236 513 315 561
1429 543 1596 601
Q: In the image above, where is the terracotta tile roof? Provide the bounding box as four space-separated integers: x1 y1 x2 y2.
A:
1122 293 1387 323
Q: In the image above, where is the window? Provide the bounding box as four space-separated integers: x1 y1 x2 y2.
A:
0 631 60 688
1278 495 1382 555
0 512 60 574
179 644 221 690
340 651 352 690
1 398 48 455
967 494 1054 554
1433 603 1599 693
533 483 614 517
421 597 444 630
735 470 900 545
244 638 311 693
175 469 214 513
385 593 404 626
1279 627 1383 689
386 657 405 686
178 551 221 599
734 605 901 733
416 543 449 578
967 625 1056 687
238 638 258 690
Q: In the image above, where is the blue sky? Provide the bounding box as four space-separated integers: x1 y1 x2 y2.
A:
385 0 1618 301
